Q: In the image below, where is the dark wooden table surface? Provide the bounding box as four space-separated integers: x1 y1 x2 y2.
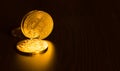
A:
0 0 120 71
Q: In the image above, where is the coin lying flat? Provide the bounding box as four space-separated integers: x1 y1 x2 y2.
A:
21 10 54 39
17 39 48 54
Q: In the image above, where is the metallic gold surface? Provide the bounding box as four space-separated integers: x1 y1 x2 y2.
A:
16 40 56 71
17 39 48 54
21 10 54 39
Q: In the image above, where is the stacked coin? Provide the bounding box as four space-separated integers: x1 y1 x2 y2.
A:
17 10 54 54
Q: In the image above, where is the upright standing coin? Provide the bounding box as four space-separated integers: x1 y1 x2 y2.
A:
21 10 54 39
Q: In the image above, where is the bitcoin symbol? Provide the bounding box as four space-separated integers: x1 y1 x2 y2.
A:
21 10 53 39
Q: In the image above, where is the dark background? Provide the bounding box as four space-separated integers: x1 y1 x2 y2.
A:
0 0 120 71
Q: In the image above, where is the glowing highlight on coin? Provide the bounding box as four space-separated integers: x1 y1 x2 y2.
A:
17 39 48 54
21 10 54 39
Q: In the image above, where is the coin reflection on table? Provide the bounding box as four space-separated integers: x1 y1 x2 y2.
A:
15 40 56 71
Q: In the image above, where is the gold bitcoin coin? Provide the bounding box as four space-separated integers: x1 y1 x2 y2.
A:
21 10 54 39
17 39 48 54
